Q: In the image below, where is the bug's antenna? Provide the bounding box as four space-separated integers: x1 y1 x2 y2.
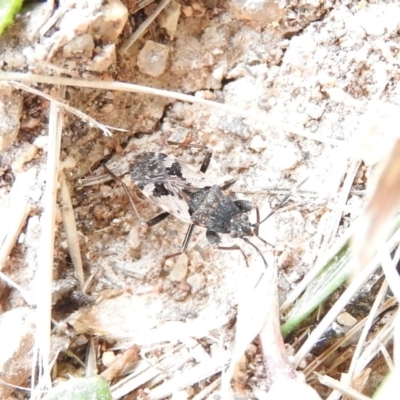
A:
252 176 309 227
242 237 269 287
103 164 147 226
242 237 268 269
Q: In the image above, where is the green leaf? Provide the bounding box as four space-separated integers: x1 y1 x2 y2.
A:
42 376 112 400
0 0 24 36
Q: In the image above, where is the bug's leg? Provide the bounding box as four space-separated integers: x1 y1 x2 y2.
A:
163 224 195 264
242 237 269 288
146 212 170 227
103 165 147 226
253 205 261 238
206 230 249 268
221 179 236 190
242 237 268 269
167 141 212 173
199 147 212 173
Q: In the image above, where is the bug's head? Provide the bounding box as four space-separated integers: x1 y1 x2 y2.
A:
229 213 253 238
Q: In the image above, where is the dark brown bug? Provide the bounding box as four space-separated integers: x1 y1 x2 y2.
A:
105 142 306 270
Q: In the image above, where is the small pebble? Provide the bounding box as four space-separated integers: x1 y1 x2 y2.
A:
102 351 116 367
168 253 188 281
181 6 193 17
249 135 267 152
137 41 170 77
337 312 357 327
186 273 206 293
12 142 38 172
127 226 141 251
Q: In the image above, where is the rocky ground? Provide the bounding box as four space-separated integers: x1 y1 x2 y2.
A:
0 0 399 398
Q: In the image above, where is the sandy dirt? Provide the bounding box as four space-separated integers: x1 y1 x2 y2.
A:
0 0 399 398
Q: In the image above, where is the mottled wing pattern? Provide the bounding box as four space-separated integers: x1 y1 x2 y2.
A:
130 152 213 224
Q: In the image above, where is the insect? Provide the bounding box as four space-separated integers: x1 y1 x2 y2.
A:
104 142 305 271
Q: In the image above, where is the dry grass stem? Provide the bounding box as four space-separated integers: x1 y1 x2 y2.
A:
281 225 355 312
9 81 113 136
82 265 102 293
347 280 388 381
353 139 400 273
110 360 158 398
120 0 172 53
39 1 68 37
0 175 33 302
356 313 396 374
146 353 229 400
288 159 360 314
379 250 400 302
303 296 397 379
258 261 294 378
59 170 85 289
294 226 400 367
78 170 122 187
85 338 98 378
191 377 221 400
0 173 33 270
30 88 64 399
0 271 33 304
134 0 157 13
100 346 139 382
104 316 231 349
304 321 365 379
0 72 345 146
316 374 371 400
221 261 273 395
0 2 398 398
109 343 185 396
110 348 228 399
324 160 361 246
379 345 394 371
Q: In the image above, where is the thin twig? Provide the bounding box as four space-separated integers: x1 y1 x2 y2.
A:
280 224 355 312
302 297 397 379
309 160 360 295
59 171 85 289
356 313 396 373
379 250 400 302
379 344 394 371
192 377 221 400
0 172 33 270
31 87 64 399
0 271 34 305
327 160 361 245
316 374 371 400
120 0 171 53
347 280 388 380
9 81 113 136
294 226 400 367
0 72 345 146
